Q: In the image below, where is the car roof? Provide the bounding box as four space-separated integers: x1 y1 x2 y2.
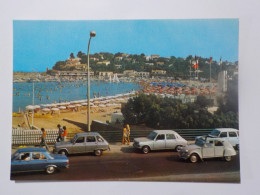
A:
16 147 47 153
153 130 177 134
76 132 101 136
214 128 239 132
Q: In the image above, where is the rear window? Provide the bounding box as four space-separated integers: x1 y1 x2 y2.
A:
166 134 176 140
229 132 237 137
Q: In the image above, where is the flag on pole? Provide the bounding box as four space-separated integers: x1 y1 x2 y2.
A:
209 57 212 64
193 55 198 69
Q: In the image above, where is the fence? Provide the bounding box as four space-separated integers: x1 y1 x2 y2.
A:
12 128 213 146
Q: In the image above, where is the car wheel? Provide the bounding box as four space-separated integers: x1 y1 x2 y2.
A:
142 146 150 154
175 145 182 152
224 156 232 162
94 149 102 156
59 150 68 156
46 166 56 174
190 153 199 163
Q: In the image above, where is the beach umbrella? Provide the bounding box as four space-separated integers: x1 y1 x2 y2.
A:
51 108 60 111
75 104 82 107
26 105 38 110
67 105 75 108
42 108 51 112
58 106 67 110
91 105 98 108
81 103 88 106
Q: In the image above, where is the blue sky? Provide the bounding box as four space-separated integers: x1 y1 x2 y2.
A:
13 19 239 72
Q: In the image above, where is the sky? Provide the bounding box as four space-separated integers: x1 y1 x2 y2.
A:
13 19 239 72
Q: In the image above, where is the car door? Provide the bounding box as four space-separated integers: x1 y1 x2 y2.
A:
202 141 215 158
85 136 97 152
30 152 49 171
11 152 31 172
154 134 166 150
72 136 86 153
228 132 239 147
165 133 176 149
214 140 224 157
96 135 108 150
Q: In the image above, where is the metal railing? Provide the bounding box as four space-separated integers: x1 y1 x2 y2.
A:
12 128 213 146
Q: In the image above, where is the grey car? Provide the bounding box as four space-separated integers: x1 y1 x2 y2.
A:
133 130 187 154
53 132 110 156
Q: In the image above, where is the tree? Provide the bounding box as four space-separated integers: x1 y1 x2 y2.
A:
70 53 75 58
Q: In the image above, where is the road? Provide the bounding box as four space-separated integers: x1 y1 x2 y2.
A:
11 148 240 183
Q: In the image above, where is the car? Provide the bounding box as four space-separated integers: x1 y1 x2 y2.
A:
133 130 187 154
53 132 110 156
195 128 239 150
11 147 69 174
179 138 237 163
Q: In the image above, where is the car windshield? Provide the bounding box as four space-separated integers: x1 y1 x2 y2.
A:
147 132 157 140
209 130 220 136
72 136 78 143
11 151 20 160
195 138 205 147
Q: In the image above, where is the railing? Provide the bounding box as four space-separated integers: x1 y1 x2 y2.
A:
12 128 213 146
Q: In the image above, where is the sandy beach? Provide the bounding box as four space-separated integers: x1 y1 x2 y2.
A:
12 106 121 133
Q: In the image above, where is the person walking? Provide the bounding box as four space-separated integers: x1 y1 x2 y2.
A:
61 126 67 142
121 124 129 145
56 124 63 142
126 124 130 144
40 128 49 151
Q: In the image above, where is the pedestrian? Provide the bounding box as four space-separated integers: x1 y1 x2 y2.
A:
121 124 129 145
61 126 67 142
40 128 49 151
126 124 130 144
56 124 63 142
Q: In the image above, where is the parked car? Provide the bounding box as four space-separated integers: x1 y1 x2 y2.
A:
53 132 110 156
195 128 239 150
133 130 187 154
179 138 237 163
11 147 69 174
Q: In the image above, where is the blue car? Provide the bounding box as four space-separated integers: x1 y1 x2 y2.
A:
11 147 69 174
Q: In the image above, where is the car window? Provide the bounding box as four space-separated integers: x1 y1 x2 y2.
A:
96 136 103 142
20 152 30 161
87 136 96 142
76 137 85 143
219 132 227 138
229 132 237 137
32 152 47 160
156 134 165 140
166 134 176 140
210 130 220 136
215 141 224 146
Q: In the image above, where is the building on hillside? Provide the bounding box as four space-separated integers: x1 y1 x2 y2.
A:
115 56 123 61
115 64 123 69
156 61 165 65
151 54 160 60
151 70 166 75
136 72 150 78
90 57 99 61
123 70 136 77
97 60 111 66
145 62 154 66
145 56 152 61
98 71 114 79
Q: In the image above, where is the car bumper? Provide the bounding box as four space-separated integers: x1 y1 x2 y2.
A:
133 142 142 149
179 152 190 160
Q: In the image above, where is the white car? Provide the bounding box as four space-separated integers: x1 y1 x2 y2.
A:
179 138 237 163
195 128 239 150
133 130 187 154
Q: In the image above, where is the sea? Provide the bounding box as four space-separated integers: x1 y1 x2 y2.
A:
13 81 141 112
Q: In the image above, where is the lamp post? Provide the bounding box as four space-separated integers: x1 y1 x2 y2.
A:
87 30 96 131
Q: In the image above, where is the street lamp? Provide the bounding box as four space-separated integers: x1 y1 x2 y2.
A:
87 30 96 131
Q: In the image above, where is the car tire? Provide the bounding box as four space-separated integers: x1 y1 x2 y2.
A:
59 150 68 156
142 146 150 154
175 145 182 152
224 156 232 162
190 153 199 163
94 149 102 156
46 166 56 174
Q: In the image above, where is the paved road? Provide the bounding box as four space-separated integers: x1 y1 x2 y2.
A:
11 147 240 182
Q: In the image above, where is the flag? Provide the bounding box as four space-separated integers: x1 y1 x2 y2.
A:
193 58 198 69
209 57 212 64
